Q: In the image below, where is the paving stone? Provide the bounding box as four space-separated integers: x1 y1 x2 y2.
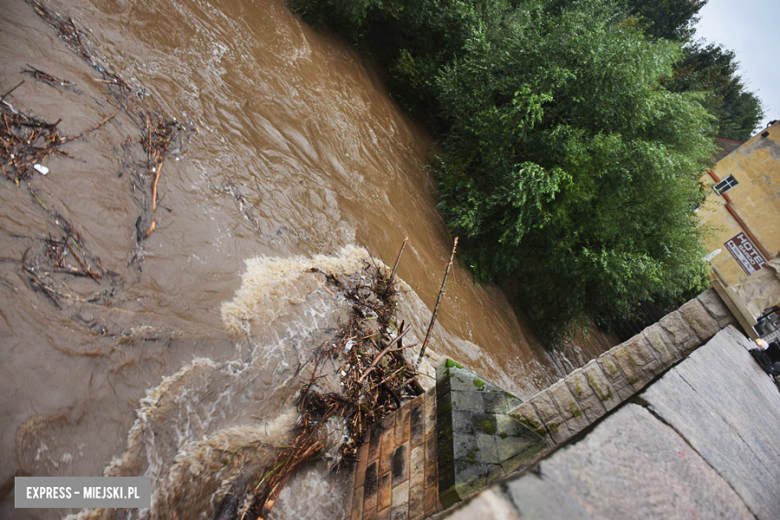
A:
697 288 732 322
391 481 409 509
453 433 478 462
382 413 395 430
549 380 589 433
377 507 391 520
390 504 408 520
541 404 753 520
365 461 378 501
408 480 425 520
639 357 665 379
444 488 521 520
495 413 526 438
356 441 370 488
379 425 395 476
392 443 409 488
641 328 780 519
410 445 425 496
496 427 547 464
595 352 634 400
451 390 483 412
410 396 425 448
658 311 697 348
424 389 436 437
642 323 681 366
409 396 425 447
378 471 392 511
623 334 658 366
352 485 365 520
481 391 508 414
476 434 499 464
679 298 720 341
364 491 378 520
564 369 606 423
368 423 383 462
394 403 411 447
542 416 572 446
501 448 538 474
505 394 523 411
581 360 621 411
424 484 438 517
507 402 553 447
610 344 649 391
344 464 356 520
678 337 700 356
452 460 487 501
529 390 560 423
506 472 593 520
424 434 437 488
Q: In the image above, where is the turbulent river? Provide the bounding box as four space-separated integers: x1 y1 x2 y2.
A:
0 0 617 518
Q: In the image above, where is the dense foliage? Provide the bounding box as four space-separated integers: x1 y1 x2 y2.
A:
665 43 765 142
290 0 733 345
624 0 764 141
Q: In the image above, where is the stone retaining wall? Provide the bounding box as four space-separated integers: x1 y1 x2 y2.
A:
509 289 738 447
344 389 444 520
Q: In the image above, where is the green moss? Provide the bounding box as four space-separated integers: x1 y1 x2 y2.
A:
574 377 584 397
629 376 639 385
548 421 560 435
569 402 582 418
446 359 464 369
466 449 477 462
445 401 454 413
625 350 639 368
515 415 547 437
588 373 614 402
506 392 517 399
499 432 508 439
478 420 497 435
473 378 486 389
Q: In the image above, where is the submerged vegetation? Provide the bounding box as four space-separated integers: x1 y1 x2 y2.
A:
290 0 763 345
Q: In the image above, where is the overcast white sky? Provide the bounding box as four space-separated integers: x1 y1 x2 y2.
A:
693 0 779 136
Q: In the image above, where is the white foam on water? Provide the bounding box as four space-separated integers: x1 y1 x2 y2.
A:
65 246 452 520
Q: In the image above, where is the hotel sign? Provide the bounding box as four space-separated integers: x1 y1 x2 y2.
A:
724 232 766 275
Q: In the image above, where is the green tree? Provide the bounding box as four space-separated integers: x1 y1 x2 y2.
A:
667 43 764 141
621 0 764 140
433 0 714 343
292 0 716 345
622 0 705 41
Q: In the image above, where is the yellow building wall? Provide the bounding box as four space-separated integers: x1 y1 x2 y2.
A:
699 122 780 286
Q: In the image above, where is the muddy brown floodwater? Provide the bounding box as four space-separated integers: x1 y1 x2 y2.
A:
0 0 617 518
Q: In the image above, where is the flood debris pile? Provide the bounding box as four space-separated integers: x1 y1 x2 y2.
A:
0 95 68 185
225 247 429 520
20 191 115 312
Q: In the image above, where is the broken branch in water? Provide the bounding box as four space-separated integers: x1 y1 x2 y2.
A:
152 161 162 211
1 80 25 103
417 236 458 368
61 107 120 144
389 237 408 282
